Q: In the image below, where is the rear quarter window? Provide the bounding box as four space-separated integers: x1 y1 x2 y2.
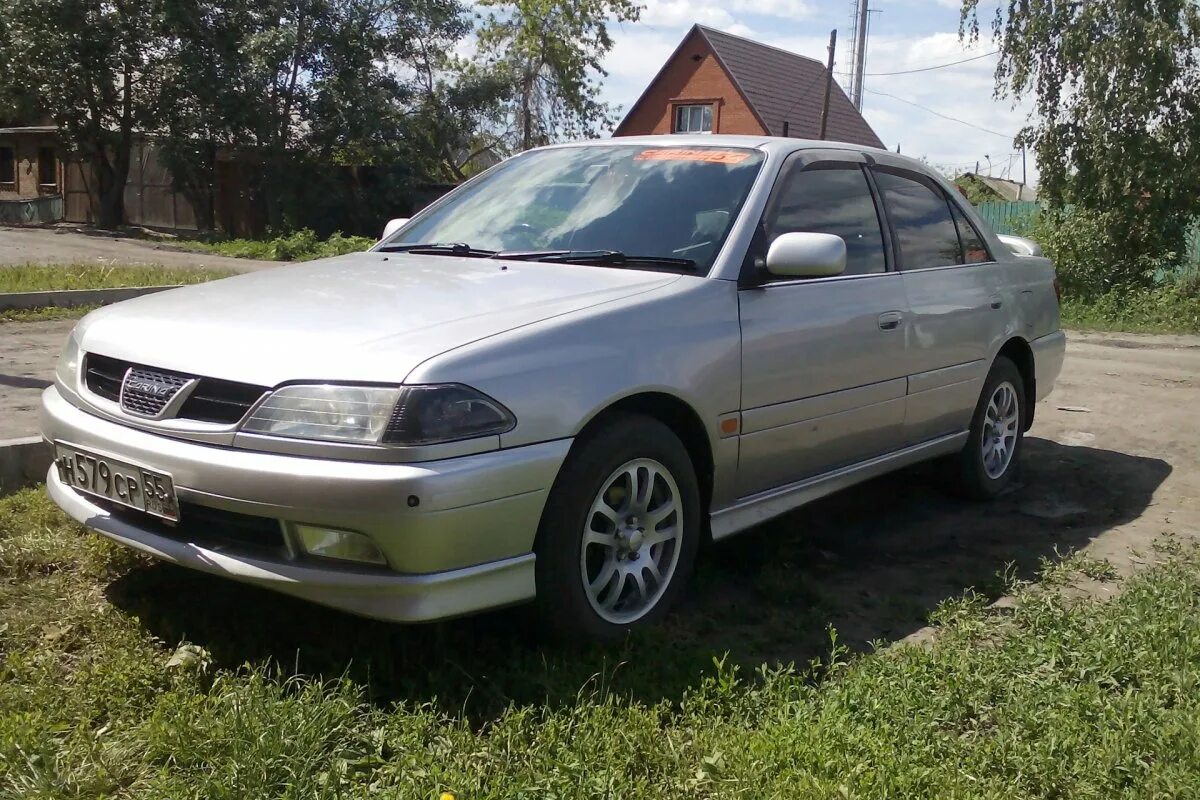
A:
873 168 962 269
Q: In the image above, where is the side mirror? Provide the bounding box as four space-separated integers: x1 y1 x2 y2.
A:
765 232 846 278
996 233 1043 257
380 217 410 241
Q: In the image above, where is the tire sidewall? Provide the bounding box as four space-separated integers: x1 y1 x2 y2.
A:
535 414 702 641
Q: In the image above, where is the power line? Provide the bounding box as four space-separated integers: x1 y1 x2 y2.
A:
863 88 1017 139
865 50 998 76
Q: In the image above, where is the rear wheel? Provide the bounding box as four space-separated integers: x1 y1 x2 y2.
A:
950 356 1025 499
535 414 701 641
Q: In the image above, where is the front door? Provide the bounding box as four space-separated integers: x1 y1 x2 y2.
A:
736 158 910 498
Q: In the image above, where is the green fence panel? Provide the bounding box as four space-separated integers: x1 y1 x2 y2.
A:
976 201 1041 235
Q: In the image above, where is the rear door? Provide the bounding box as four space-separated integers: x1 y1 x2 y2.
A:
870 164 1006 444
736 153 909 498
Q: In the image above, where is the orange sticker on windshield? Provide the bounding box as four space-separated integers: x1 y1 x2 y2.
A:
635 148 751 164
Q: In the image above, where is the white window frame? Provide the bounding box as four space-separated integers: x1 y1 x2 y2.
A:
673 104 714 134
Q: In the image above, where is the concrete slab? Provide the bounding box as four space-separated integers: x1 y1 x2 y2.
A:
0 285 180 311
0 435 51 496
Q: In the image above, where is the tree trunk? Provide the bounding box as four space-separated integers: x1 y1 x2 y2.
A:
95 61 135 229
520 65 534 151
93 146 131 230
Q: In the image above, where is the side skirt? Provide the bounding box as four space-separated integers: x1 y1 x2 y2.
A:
709 431 969 541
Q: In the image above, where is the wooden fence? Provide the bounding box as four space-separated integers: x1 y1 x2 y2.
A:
976 201 1040 235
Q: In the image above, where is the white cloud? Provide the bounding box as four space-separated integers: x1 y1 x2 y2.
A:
639 0 814 29
640 0 736 28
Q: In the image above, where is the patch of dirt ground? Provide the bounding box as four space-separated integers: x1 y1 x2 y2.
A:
0 224 278 270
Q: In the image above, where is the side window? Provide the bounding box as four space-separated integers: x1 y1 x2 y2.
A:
765 164 886 276
949 200 991 264
873 169 962 268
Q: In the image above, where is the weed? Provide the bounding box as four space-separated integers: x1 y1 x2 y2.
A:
173 230 375 262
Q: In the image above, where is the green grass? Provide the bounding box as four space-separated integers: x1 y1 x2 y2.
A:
0 264 237 322
0 305 96 322
172 229 375 262
0 264 238 293
4 487 1200 798
1061 283 1200 334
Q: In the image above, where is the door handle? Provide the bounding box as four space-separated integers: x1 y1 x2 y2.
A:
989 293 1003 310
877 311 904 331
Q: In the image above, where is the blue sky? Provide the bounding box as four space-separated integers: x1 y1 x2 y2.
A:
599 0 1039 184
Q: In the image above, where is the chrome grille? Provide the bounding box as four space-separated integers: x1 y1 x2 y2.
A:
120 368 191 417
85 353 268 424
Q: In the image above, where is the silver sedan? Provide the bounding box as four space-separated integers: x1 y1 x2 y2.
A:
42 135 1065 640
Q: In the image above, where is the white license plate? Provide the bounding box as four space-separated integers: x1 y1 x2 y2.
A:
54 443 180 521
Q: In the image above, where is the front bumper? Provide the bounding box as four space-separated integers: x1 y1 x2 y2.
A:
41 386 571 622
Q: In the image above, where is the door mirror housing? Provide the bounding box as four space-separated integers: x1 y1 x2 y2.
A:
380 217 410 241
765 232 847 278
996 233 1043 257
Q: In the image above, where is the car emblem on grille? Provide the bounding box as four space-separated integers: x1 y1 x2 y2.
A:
119 367 196 419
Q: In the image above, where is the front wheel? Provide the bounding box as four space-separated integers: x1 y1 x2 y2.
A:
534 414 701 641
950 356 1026 499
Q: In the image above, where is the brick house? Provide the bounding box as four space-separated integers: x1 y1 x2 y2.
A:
614 24 883 148
0 125 63 200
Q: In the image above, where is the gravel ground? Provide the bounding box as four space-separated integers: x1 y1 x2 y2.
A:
0 225 279 271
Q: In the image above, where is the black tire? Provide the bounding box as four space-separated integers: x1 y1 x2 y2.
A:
949 355 1026 500
534 413 702 642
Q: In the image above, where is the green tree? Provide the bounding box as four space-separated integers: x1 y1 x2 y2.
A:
961 0 1200 277
2 0 167 228
475 0 641 151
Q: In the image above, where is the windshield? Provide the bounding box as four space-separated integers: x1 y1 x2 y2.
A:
386 144 765 272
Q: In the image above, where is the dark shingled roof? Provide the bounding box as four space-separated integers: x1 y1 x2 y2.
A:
696 25 884 148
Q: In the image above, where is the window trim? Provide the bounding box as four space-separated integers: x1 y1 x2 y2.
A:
740 155 895 287
671 101 717 134
947 195 995 265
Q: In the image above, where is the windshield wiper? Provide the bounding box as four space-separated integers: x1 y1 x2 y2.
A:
495 249 697 271
377 242 499 257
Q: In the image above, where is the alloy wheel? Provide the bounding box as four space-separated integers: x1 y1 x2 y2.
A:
580 457 683 624
982 380 1020 479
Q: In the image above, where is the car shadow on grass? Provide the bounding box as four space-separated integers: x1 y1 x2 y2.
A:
104 437 1170 721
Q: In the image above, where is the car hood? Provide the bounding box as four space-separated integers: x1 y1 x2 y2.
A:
76 251 680 386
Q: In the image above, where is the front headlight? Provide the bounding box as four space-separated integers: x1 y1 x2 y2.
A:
241 383 516 446
55 331 82 391
242 384 401 443
382 384 516 445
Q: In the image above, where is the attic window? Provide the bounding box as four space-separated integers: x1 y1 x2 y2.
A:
673 104 714 133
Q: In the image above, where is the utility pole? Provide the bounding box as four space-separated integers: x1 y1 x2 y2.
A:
1020 147 1027 193
850 0 870 110
819 29 837 139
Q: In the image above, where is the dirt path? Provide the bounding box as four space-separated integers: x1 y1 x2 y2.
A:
0 319 66 439
0 225 279 270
